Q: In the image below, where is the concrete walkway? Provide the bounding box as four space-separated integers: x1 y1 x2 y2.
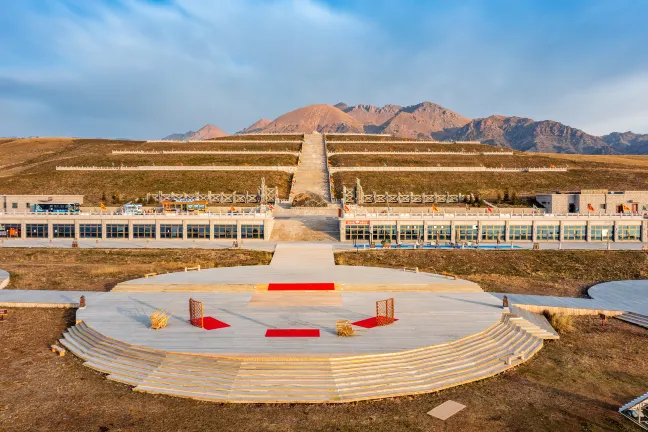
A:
291 132 330 201
0 269 9 289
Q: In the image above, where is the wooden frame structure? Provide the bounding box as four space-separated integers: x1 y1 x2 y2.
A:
150 310 172 330
376 298 395 326
189 298 204 329
336 320 357 337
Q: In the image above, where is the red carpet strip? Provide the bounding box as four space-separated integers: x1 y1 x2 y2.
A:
351 317 399 329
190 317 231 330
265 329 321 337
267 283 335 291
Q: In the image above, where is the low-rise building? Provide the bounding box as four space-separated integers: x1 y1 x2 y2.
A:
536 190 648 214
339 211 648 243
1 194 84 213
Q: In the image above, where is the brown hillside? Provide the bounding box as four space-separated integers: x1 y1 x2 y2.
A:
380 102 471 140
189 124 228 140
343 104 402 127
237 118 272 134
260 104 363 133
451 115 610 154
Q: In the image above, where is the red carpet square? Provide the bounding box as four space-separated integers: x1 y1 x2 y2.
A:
191 317 230 330
268 283 335 291
351 317 399 329
265 329 320 337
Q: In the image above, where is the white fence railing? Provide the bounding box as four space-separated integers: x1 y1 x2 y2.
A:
111 150 300 155
329 167 568 173
325 140 482 144
343 212 647 220
56 166 297 172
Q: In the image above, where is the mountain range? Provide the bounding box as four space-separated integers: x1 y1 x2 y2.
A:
162 102 648 154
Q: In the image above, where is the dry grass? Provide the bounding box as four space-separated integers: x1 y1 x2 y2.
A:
325 134 416 142
0 248 272 291
332 169 648 200
335 250 648 297
327 142 507 152
0 309 645 431
210 134 304 141
543 311 575 334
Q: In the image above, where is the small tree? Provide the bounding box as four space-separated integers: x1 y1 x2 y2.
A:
496 191 503 203
503 188 510 203
101 191 107 203
511 191 519 205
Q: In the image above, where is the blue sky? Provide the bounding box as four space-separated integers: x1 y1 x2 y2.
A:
1 0 647 138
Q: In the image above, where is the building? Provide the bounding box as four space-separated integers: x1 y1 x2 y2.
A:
0 212 273 241
1 194 84 213
536 190 648 215
339 211 648 243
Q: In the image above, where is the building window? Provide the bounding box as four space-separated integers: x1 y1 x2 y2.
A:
52 224 75 238
427 225 451 241
456 225 478 242
590 225 613 241
106 224 128 238
160 224 182 239
80 224 102 238
345 224 370 240
133 224 155 239
481 225 505 241
187 224 209 239
241 224 264 239
510 225 533 241
537 225 559 241
214 224 237 239
26 203 31 209
564 225 586 240
11 203 18 209
399 224 423 241
0 223 22 238
372 225 396 241
617 225 641 241
26 224 48 238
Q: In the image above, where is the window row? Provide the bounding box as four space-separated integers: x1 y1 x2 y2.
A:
10 224 263 239
344 224 643 242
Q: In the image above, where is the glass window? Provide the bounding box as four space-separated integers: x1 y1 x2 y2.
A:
399 224 423 241
106 224 128 238
617 225 641 241
241 224 264 239
427 225 451 241
160 224 182 239
133 224 155 239
0 223 22 238
79 224 102 238
456 225 478 242
26 224 48 238
52 224 75 238
481 225 505 241
214 224 237 239
510 225 532 241
564 225 586 241
345 224 370 240
187 224 209 239
11 203 18 209
372 225 397 241
537 225 559 241
590 225 613 241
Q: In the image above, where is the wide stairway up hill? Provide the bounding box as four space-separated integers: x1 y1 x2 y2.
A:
291 132 331 203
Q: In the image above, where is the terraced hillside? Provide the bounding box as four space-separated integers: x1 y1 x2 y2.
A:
0 138 295 204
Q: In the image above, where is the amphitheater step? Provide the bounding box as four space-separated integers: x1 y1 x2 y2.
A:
61 312 546 403
617 312 648 329
508 306 560 339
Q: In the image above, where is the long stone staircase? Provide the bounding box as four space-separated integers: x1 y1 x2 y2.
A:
291 132 331 202
60 313 555 403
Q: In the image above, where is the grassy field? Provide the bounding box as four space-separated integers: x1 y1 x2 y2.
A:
0 139 295 204
0 248 272 291
335 250 648 297
325 134 416 142
210 134 303 141
332 169 648 201
327 142 502 152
